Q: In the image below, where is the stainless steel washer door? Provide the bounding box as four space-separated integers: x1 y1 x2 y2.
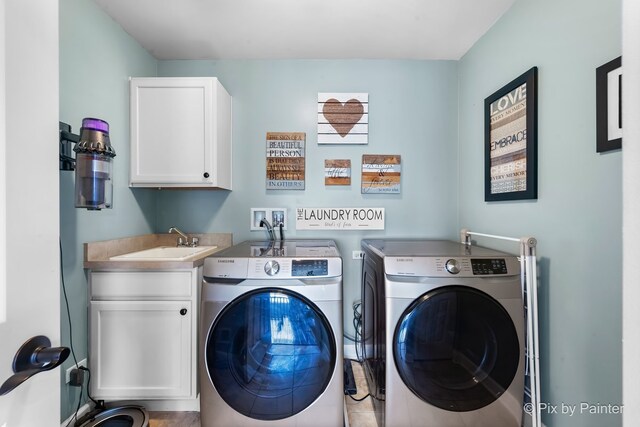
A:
393 286 520 412
205 287 336 421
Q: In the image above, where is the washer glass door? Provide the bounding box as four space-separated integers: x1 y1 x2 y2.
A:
394 286 520 412
205 288 336 420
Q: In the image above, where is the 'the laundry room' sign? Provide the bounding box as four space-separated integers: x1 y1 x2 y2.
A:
296 207 385 230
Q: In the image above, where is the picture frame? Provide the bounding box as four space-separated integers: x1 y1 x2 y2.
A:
484 67 538 202
596 56 622 153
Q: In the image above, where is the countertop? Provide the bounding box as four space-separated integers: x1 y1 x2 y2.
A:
84 233 233 270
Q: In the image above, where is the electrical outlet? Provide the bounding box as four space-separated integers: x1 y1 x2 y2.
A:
65 358 87 384
352 251 364 260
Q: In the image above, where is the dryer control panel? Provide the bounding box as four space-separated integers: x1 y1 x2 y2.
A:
384 256 519 277
470 258 508 275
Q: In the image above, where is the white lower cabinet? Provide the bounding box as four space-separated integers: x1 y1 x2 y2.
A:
89 268 201 401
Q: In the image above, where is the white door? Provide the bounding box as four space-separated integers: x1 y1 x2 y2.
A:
0 1 61 426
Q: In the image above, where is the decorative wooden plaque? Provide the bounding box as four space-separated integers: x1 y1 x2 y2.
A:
318 93 368 144
266 132 305 190
361 154 401 194
296 207 385 230
324 159 351 186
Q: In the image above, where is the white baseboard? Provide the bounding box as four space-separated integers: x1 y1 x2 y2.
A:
344 343 359 361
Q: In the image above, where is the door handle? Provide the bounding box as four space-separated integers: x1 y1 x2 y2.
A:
0 335 70 396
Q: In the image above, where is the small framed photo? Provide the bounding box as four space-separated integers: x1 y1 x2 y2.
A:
484 67 538 202
596 56 622 153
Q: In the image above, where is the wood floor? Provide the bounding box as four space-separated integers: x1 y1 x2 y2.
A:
147 361 377 426
345 360 380 427
149 411 200 427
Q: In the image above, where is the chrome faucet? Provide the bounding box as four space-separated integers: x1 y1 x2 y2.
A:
168 227 198 247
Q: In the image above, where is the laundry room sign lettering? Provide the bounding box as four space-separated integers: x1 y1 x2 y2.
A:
296 207 385 230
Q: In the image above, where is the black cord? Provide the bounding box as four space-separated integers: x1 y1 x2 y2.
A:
343 333 357 342
352 302 362 362
79 366 102 408
60 240 79 368
61 240 83 426
345 358 370 402
65 386 83 427
348 392 371 402
61 240 102 426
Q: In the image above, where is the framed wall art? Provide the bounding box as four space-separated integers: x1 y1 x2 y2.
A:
266 132 305 190
324 159 351 186
596 56 622 153
318 93 368 144
361 154 401 194
484 67 538 202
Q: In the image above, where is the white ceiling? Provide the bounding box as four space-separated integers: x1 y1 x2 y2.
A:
94 0 516 60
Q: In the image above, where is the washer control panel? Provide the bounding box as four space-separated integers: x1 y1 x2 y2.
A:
204 256 342 279
264 260 280 276
291 259 329 277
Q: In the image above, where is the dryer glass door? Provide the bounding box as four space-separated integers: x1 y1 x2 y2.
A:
205 288 336 420
393 286 519 412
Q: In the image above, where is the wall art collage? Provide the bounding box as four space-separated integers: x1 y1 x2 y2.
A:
265 92 401 195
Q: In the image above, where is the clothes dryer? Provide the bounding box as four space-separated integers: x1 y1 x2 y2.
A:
361 239 524 427
201 240 343 427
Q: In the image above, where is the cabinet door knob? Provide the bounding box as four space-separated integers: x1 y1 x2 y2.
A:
203 172 210 178
180 309 188 316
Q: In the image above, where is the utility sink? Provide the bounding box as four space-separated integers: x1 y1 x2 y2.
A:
110 245 218 261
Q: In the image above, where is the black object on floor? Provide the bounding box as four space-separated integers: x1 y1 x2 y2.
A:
344 359 357 395
75 406 149 427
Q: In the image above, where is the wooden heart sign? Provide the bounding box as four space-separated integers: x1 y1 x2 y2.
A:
323 99 364 137
318 93 368 144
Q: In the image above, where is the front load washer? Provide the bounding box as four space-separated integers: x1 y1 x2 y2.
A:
361 239 524 427
200 240 343 427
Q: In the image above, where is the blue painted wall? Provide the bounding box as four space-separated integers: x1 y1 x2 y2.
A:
58 0 623 424
156 59 460 343
458 0 622 425
59 0 157 419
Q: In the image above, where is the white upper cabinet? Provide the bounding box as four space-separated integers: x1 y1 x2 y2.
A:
130 77 232 189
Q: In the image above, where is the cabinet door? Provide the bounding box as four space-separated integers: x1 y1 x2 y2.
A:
90 300 194 399
130 77 214 186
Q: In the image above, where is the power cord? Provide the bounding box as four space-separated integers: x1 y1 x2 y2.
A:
348 391 371 402
352 301 362 362
61 240 83 427
345 358 371 402
60 240 103 427
346 299 370 401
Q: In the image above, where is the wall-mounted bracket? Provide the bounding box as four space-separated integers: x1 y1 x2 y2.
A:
59 121 79 171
